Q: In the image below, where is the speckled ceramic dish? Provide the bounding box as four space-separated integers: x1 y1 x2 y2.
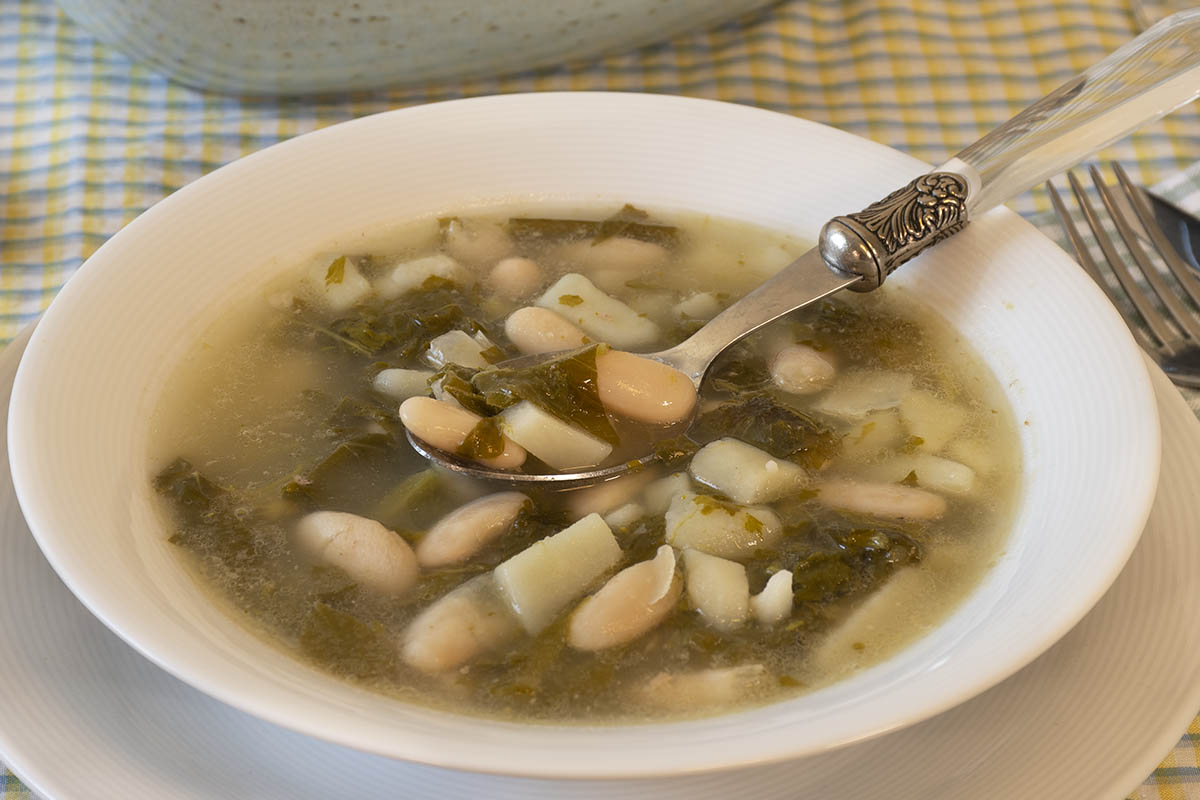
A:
54 0 773 94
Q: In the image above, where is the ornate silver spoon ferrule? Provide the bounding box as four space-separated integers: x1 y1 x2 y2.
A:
820 171 970 290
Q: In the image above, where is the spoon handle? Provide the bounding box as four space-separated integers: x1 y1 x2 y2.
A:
824 8 1200 289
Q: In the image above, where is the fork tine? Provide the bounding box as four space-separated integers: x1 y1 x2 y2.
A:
1047 180 1160 354
1092 164 1200 342
1112 162 1200 309
1066 169 1179 348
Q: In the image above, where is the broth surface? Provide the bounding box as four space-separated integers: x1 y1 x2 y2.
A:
149 205 1020 722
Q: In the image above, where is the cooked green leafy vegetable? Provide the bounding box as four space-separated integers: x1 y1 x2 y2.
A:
651 435 700 469
507 204 679 248
324 256 347 286
371 469 444 530
792 527 921 606
705 340 773 395
281 396 401 506
471 344 619 445
791 298 923 368
459 416 506 459
153 458 261 569
429 363 491 416
299 602 395 679
691 393 839 469
300 282 499 364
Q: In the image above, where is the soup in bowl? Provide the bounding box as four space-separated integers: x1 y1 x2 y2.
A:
7 93 1158 777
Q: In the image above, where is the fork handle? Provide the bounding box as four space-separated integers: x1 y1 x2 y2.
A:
821 8 1200 290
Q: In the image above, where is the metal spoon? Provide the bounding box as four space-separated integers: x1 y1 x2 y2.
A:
408 9 1200 487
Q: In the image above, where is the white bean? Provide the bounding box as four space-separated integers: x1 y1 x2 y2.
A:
488 257 542 301
771 343 836 395
417 492 529 568
750 570 793 626
293 511 418 596
373 368 434 401
568 545 681 650
596 349 697 425
866 454 977 495
816 478 946 520
398 396 526 470
400 575 523 673
442 218 516 266
553 237 668 276
504 306 588 355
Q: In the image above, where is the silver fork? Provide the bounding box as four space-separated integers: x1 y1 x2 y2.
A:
1047 163 1200 388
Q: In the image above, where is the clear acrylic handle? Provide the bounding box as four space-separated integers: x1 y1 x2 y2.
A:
950 8 1200 215
821 9 1200 290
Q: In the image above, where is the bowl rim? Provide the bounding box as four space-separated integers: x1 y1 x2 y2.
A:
7 92 1161 778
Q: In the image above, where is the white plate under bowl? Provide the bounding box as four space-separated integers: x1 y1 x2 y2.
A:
0 325 1194 799
6 94 1159 777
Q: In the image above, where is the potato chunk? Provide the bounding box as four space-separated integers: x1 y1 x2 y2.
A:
682 549 749 631
378 254 473 299
641 472 692 516
689 438 807 504
372 368 433 401
839 409 904 461
750 570 794 626
536 273 661 349
770 343 835 396
492 513 622 634
674 291 722 321
564 471 652 520
424 330 491 370
813 370 913 420
664 492 782 561
568 545 681 650
809 567 933 675
304 255 372 312
898 389 969 452
499 401 613 470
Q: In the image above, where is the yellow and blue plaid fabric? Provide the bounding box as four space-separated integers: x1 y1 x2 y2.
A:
0 0 1198 797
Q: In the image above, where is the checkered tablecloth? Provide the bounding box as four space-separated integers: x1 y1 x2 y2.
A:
1 0 1198 797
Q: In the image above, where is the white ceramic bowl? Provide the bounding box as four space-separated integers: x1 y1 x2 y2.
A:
8 93 1159 779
